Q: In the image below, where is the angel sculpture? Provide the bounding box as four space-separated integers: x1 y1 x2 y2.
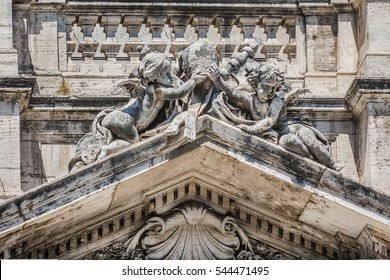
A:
69 52 207 171
207 60 344 171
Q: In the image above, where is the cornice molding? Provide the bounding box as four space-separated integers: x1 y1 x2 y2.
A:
345 78 390 114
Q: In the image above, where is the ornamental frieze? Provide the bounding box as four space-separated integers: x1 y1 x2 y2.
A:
85 202 291 260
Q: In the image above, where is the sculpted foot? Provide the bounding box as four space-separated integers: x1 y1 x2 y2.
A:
98 147 108 160
165 124 180 136
183 127 196 141
331 162 345 172
237 124 254 134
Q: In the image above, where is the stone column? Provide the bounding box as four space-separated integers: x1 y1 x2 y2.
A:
359 0 390 78
0 0 26 200
346 79 390 195
0 0 18 76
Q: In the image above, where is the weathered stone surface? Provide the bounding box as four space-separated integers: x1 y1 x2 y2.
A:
346 78 390 194
0 116 389 260
359 0 390 78
0 0 389 260
0 0 18 77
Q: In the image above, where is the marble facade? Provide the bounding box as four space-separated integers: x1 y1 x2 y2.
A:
0 0 389 259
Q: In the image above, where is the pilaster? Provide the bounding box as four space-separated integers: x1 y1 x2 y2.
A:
333 1 359 96
29 0 66 95
0 0 18 77
345 78 390 195
300 3 338 97
358 0 390 78
0 78 34 201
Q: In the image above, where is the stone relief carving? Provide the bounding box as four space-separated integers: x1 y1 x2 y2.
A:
85 202 289 260
69 40 343 171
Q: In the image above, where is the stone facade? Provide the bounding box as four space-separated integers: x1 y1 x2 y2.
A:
0 0 389 260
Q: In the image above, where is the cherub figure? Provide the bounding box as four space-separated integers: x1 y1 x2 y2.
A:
69 52 206 171
207 63 344 171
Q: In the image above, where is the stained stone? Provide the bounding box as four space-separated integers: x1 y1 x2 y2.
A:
0 0 389 260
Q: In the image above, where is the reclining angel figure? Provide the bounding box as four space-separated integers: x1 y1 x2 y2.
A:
69 52 207 171
207 62 344 171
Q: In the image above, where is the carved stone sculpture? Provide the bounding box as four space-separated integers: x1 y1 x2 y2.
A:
69 40 343 171
124 202 252 260
69 50 207 170
85 201 291 260
165 40 219 140
207 59 344 171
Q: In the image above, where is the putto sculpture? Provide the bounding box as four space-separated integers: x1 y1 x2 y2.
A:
69 40 343 171
68 48 208 170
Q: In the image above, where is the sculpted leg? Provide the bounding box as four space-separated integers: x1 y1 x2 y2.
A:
279 134 312 159
297 127 333 168
101 111 139 143
98 139 131 159
183 110 197 141
165 112 186 135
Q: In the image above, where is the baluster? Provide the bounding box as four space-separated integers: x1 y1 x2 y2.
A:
207 17 221 46
92 16 106 59
229 17 244 56
283 17 297 64
138 17 152 45
184 17 198 44
161 16 175 57
262 17 284 63
115 17 130 59
69 16 83 59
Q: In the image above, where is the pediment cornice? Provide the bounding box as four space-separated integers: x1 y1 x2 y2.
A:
0 115 389 259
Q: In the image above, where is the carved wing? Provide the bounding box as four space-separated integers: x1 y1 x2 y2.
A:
110 78 147 100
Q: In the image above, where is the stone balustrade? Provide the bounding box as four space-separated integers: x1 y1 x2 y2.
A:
65 15 299 74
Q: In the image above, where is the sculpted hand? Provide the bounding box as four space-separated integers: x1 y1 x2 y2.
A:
191 72 208 84
300 88 310 94
206 65 221 82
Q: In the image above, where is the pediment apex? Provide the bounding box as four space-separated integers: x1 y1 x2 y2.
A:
0 115 389 259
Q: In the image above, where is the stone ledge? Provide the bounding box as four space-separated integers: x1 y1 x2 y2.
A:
28 95 348 111
0 77 35 90
344 78 390 113
59 1 311 15
28 96 128 110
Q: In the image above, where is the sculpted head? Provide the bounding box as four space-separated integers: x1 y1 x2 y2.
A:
247 62 285 102
138 53 173 87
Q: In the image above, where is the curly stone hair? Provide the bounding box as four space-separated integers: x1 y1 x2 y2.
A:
137 52 172 84
247 62 291 97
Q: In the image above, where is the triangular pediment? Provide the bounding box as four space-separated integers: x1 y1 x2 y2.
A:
0 116 389 259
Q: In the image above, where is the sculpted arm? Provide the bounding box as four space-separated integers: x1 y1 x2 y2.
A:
156 75 206 100
283 88 309 106
238 97 284 134
207 66 252 108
